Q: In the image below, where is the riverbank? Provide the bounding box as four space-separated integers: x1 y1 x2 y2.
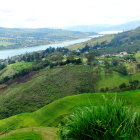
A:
0 35 100 59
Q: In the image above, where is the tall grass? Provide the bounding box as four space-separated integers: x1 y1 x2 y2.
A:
59 97 140 140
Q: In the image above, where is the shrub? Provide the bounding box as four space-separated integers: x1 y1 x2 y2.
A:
129 80 139 89
59 98 140 140
119 83 127 89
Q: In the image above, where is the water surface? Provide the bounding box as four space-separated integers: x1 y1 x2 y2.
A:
0 35 100 59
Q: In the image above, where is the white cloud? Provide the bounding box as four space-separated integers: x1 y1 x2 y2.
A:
0 0 140 28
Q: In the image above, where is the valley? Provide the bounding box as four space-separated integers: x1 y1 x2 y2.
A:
0 26 140 139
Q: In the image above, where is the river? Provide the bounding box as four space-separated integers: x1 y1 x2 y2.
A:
0 35 101 59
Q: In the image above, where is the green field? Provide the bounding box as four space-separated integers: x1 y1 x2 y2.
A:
97 68 140 90
0 127 58 140
135 52 140 62
0 62 33 81
0 90 139 139
0 90 139 131
1 64 140 119
7 62 33 71
66 34 114 50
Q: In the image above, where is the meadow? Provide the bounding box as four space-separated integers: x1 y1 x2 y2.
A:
0 90 139 139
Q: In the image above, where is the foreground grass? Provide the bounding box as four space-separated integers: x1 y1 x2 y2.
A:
59 98 140 140
0 90 139 132
0 131 42 140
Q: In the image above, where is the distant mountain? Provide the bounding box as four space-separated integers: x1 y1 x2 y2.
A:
63 20 140 33
0 27 96 50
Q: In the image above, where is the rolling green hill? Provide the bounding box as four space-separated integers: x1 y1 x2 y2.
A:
0 91 139 139
66 34 114 50
0 127 58 140
0 64 140 120
66 26 140 55
0 62 33 82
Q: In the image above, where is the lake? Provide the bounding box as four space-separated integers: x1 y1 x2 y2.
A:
0 35 100 59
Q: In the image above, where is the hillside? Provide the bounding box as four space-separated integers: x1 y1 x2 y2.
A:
66 34 114 50
0 27 96 50
0 127 58 140
66 26 140 55
0 65 135 118
1 51 140 119
0 91 139 139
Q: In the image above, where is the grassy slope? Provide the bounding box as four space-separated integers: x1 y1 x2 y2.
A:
97 70 140 90
66 34 114 50
0 127 58 140
0 65 97 118
0 65 140 119
135 52 140 62
0 62 33 81
0 90 139 132
0 131 42 140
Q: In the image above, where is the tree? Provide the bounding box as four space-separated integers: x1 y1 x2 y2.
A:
112 59 119 66
129 80 139 89
119 83 127 89
116 64 128 75
85 51 95 65
104 60 110 69
49 52 63 63
67 53 75 61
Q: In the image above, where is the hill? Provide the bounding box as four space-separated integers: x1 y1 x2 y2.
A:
0 55 140 119
66 34 114 50
0 127 58 140
66 26 140 54
0 27 96 50
0 65 134 117
63 20 140 32
0 26 140 120
0 91 139 139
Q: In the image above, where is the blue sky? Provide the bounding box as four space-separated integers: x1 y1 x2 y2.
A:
0 0 140 28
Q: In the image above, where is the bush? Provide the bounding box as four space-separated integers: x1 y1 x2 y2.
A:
129 80 139 89
116 64 128 75
59 98 140 140
119 83 127 89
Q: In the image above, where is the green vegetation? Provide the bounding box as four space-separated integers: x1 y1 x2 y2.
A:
0 27 139 139
59 98 140 140
66 27 140 55
7 62 33 71
0 131 42 140
66 34 114 50
0 65 98 119
0 62 33 82
1 50 140 119
135 52 140 62
0 91 139 132
0 127 58 140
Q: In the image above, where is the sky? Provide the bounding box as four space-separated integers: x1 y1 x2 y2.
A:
0 0 140 28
